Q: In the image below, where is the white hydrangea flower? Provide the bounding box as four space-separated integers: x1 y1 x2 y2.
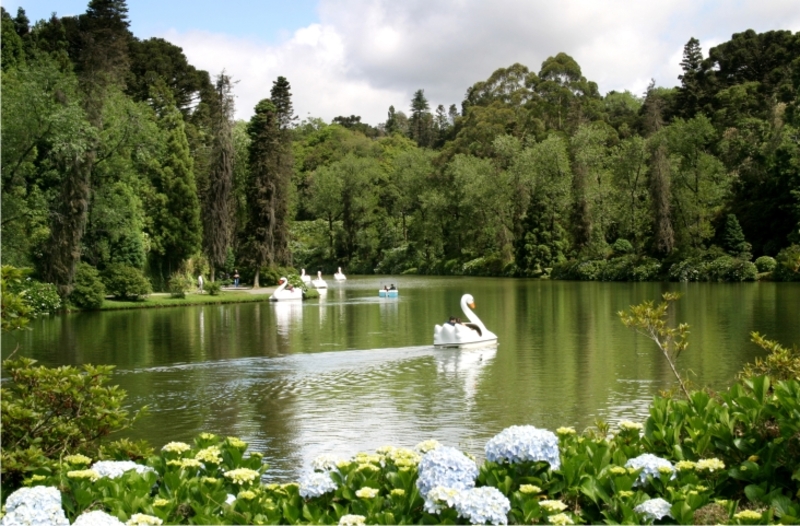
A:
485 426 561 470
424 486 462 514
338 514 366 526
73 510 126 526
634 498 673 521
624 454 675 486
91 461 155 479
225 494 236 505
416 446 478 499
126 514 163 526
452 486 510 525
0 486 69 526
298 471 338 498
311 454 340 472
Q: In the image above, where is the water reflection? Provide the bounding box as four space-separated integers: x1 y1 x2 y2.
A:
4 278 799 482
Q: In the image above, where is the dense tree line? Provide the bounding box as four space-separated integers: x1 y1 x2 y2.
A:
3 1 799 298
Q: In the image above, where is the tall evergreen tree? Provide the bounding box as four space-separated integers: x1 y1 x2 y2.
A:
410 89 432 147
202 72 236 281
269 76 295 265
245 99 283 287
150 102 202 278
676 37 704 118
643 81 675 255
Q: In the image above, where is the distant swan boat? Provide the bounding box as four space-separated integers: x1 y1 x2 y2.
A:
334 267 347 281
311 271 328 289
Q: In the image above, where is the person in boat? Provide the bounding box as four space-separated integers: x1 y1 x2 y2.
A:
389 284 396 290
384 285 389 291
446 316 456 326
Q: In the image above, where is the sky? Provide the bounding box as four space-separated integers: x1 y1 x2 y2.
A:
5 0 800 126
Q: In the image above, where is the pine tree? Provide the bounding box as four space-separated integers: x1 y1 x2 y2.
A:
722 213 751 258
245 99 282 287
677 37 704 118
202 72 236 281
410 89 432 147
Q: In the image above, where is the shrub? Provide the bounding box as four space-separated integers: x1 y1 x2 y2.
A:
1 265 33 332
68 263 106 309
740 332 800 382
20 281 61 316
668 257 706 282
704 256 757 282
205 281 222 296
773 244 800 282
102 264 152 300
755 256 777 273
462 254 506 276
0 357 149 496
612 238 634 255
167 273 193 299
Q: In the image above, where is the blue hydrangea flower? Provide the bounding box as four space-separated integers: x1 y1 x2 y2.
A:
484 426 561 470
298 471 338 498
0 486 70 526
416 446 478 498
424 486 463 514
453 486 510 525
72 510 126 526
624 454 675 486
634 497 673 521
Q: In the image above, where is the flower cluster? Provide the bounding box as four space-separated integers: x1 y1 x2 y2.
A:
416 446 478 498
548 513 574 525
64 454 93 465
733 510 762 520
67 469 100 481
195 446 223 464
91 460 155 479
424 486 461 514
618 420 644 432
519 484 541 494
675 460 696 471
224 468 260 485
484 426 561 470
556 427 576 436
696 458 725 472
298 471 338 498
415 439 441 453
633 498 673 521
355 487 379 499
338 515 366 526
378 445 421 467
0 486 69 526
624 454 675 486
540 500 568 513
311 454 340 471
452 486 510 525
161 441 191 454
237 490 257 500
72 510 125 526
126 513 163 525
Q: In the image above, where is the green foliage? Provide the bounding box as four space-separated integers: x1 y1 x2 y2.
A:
741 333 800 382
669 252 757 282
1 265 32 332
722 214 752 258
103 263 152 300
619 292 691 398
68 262 107 309
205 280 222 296
754 256 777 273
0 357 148 496
19 280 62 316
167 272 193 299
552 255 661 281
772 244 800 281
612 238 634 255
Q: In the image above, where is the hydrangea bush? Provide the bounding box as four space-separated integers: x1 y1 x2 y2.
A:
2 375 799 525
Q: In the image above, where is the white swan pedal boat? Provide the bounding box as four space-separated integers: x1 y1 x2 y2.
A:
300 268 311 284
311 271 328 289
270 277 303 301
433 294 497 349
334 267 347 281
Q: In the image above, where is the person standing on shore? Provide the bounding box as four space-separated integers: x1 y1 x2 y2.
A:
198 274 204 293
233 270 240 288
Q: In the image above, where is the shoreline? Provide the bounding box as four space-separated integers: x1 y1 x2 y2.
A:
76 286 280 312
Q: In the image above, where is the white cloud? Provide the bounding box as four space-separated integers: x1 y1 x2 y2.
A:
161 0 800 125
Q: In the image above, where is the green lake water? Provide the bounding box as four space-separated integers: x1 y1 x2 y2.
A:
3 277 799 480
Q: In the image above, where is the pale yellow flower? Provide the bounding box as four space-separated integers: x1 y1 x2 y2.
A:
548 513 574 525
224 468 260 485
179 459 202 469
153 498 170 507
609 466 628 475
195 446 222 464
355 487 379 499
540 500 568 512
696 458 725 472
617 490 634 498
556 427 576 436
64 454 92 465
619 421 643 431
226 437 247 449
733 510 762 520
675 460 696 471
161 442 191 454
415 439 441 453
198 433 217 441
519 484 541 494
237 490 257 500
390 488 406 497
67 469 100 482
127 514 163 525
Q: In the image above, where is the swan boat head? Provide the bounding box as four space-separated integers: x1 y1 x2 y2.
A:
433 293 497 348
300 268 311 283
334 266 347 280
270 277 304 301
312 271 328 289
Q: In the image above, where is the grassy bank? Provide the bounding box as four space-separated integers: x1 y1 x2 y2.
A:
96 290 274 311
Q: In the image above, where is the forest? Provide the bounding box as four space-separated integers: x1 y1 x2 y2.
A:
2 0 800 304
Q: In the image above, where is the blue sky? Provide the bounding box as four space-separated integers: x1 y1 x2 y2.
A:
5 1 800 125
3 0 320 43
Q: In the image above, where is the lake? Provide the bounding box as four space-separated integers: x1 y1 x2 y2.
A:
3 276 798 481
